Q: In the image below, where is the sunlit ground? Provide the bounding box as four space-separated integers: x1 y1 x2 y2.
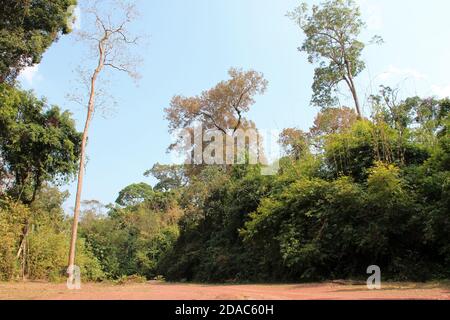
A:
1 281 449 300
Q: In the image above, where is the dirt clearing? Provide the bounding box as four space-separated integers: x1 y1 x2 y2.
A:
0 281 449 300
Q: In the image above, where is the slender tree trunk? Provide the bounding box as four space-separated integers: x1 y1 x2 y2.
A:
344 59 362 119
67 41 105 282
16 221 29 259
21 239 26 280
348 77 362 119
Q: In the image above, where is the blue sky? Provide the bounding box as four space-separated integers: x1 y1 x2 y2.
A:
17 0 450 212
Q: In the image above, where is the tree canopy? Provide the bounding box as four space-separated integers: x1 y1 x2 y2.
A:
165 68 267 138
0 84 81 204
115 183 154 207
0 0 77 83
290 0 382 117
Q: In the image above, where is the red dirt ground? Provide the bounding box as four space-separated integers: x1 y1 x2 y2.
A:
1 281 449 300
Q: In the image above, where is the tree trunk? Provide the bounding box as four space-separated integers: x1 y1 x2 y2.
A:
21 239 26 280
349 81 362 119
344 60 362 119
67 40 105 282
67 100 93 280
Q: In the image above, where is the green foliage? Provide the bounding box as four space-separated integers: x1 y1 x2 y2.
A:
25 229 104 282
40 96 445 284
145 163 187 192
0 187 104 282
289 0 379 114
0 0 77 83
1 94 445 283
0 84 81 203
80 192 182 280
0 200 28 280
157 98 450 282
159 165 276 282
115 183 155 207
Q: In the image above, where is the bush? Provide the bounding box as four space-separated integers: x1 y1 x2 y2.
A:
0 189 105 282
0 200 29 280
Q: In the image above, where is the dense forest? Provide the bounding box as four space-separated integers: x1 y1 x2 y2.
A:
0 0 449 283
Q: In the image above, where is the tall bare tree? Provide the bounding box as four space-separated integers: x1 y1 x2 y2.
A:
67 0 142 284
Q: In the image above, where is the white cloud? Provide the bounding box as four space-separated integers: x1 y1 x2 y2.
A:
359 0 383 30
375 66 449 99
379 65 426 82
431 84 450 98
18 64 41 85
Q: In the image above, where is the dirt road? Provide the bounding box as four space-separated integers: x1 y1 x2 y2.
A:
0 281 449 300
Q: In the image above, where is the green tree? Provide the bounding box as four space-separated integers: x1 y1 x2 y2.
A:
289 0 382 117
0 85 81 204
0 0 77 83
0 186 104 281
80 193 181 279
145 164 187 192
0 85 81 278
116 183 154 207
